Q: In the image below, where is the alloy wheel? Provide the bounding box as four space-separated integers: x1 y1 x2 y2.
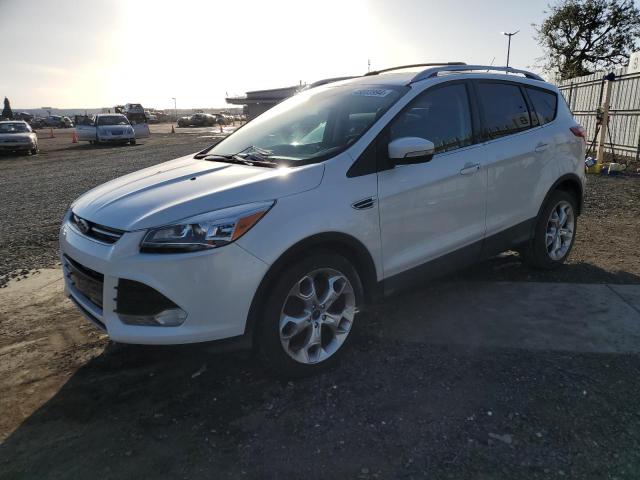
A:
279 268 356 364
545 200 575 260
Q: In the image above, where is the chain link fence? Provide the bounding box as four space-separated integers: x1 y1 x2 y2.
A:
558 67 640 161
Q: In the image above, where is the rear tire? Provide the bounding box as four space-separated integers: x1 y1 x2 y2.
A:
257 252 364 377
521 190 578 270
130 138 136 145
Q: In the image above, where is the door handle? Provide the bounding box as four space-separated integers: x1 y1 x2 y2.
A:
535 142 549 152
460 163 480 175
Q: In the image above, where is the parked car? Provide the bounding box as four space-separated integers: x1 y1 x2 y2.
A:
29 117 46 129
145 111 159 124
42 115 73 128
177 113 218 127
75 113 137 145
60 63 585 376
14 112 34 123
0 120 38 155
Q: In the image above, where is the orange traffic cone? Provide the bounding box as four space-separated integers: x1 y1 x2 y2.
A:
49 128 55 138
171 124 175 134
71 130 78 143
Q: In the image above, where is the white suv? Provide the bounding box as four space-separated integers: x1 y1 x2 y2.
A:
60 63 586 375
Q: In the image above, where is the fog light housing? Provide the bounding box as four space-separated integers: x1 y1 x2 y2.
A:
116 279 187 327
118 308 187 327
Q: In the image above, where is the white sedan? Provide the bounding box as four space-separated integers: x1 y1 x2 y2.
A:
0 120 38 155
76 114 149 145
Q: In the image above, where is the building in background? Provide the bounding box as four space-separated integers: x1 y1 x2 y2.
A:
226 86 299 120
226 77 355 120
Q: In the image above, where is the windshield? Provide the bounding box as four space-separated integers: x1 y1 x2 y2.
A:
97 115 130 126
208 84 408 163
0 123 31 133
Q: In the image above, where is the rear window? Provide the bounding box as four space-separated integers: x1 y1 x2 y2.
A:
477 82 531 139
526 87 558 125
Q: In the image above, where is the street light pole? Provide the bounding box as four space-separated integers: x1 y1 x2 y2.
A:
501 30 519 68
172 97 177 122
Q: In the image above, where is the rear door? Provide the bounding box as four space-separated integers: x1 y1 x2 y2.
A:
474 81 558 240
377 81 487 279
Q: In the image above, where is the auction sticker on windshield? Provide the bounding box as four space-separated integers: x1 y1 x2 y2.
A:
352 88 393 97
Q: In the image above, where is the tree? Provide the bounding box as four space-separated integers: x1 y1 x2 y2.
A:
536 0 640 80
1 97 13 120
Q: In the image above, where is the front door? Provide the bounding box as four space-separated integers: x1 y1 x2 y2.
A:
75 117 96 142
378 82 487 281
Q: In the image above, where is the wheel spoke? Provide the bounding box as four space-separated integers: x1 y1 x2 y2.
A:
558 228 572 240
558 206 568 228
545 232 555 247
319 275 347 309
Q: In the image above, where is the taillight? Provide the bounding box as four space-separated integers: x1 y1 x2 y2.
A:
570 126 587 143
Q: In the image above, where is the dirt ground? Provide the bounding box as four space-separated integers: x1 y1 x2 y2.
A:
1 128 640 479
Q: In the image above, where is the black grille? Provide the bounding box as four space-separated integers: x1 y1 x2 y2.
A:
64 255 104 308
116 279 179 316
70 213 124 244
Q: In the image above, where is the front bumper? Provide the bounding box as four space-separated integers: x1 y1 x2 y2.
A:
97 136 134 143
59 217 269 344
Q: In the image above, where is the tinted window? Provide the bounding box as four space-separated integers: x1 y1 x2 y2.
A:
527 87 557 125
389 83 473 154
477 83 531 139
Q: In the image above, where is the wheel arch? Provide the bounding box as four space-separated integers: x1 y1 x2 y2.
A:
244 232 379 343
547 173 584 215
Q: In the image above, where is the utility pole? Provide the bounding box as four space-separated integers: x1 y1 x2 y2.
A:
367 59 371 73
171 97 177 122
596 73 616 165
501 30 519 68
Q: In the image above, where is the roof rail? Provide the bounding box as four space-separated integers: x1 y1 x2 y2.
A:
364 62 467 77
409 65 544 83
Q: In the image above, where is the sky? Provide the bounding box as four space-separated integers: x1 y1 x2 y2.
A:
0 0 551 109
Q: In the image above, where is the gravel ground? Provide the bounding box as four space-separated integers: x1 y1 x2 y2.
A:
0 128 218 286
1 131 640 478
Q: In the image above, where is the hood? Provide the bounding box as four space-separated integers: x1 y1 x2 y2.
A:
72 154 325 230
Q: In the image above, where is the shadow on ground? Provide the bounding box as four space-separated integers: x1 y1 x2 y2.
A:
2 275 640 479
450 253 640 284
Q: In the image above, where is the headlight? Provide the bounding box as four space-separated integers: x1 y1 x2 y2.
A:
140 201 274 253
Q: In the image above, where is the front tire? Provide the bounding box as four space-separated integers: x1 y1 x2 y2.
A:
258 252 363 377
130 138 136 145
521 190 578 269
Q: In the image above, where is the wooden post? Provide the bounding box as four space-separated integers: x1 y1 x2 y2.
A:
596 79 613 165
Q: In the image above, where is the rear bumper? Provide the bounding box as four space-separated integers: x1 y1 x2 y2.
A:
0 144 33 151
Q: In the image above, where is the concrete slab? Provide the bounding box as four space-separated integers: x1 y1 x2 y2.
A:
372 281 640 354
608 284 640 314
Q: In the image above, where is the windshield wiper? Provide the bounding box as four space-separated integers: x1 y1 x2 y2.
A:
201 154 279 168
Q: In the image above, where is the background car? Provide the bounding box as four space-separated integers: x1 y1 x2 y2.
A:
0 120 38 155
177 113 218 127
41 115 73 128
75 113 137 145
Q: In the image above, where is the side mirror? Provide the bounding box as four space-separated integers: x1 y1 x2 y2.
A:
388 137 435 165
